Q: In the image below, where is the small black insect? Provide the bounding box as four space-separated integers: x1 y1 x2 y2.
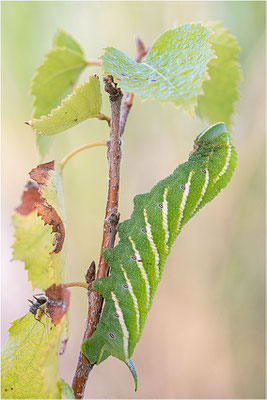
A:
28 295 48 325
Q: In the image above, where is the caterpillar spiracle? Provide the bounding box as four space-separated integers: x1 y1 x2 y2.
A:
82 122 237 390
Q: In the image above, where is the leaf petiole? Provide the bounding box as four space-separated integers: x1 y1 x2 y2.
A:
96 113 111 127
65 282 90 289
87 59 102 66
59 141 107 170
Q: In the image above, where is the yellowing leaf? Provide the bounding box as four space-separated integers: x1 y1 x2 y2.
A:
1 313 62 399
101 23 215 114
196 22 242 127
28 76 102 135
12 161 66 289
41 316 67 397
12 207 54 288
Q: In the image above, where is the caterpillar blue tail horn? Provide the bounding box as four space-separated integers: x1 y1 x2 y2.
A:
125 358 138 391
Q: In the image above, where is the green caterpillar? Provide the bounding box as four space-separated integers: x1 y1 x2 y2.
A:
82 122 237 390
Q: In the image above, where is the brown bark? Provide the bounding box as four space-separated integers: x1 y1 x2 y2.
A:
72 38 148 399
72 78 123 399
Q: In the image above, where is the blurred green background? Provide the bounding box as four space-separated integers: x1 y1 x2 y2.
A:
1 1 265 398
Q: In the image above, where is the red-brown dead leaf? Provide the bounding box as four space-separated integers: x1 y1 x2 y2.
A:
46 283 70 326
16 181 43 216
27 161 65 253
29 161 55 185
34 203 65 254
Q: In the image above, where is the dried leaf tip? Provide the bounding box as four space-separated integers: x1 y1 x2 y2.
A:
29 161 55 185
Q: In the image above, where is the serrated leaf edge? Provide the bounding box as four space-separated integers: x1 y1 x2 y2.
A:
197 21 242 126
28 76 102 136
101 23 216 116
11 210 53 289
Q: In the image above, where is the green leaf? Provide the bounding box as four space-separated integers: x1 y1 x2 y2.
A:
27 76 102 136
1 313 63 399
59 379 75 399
53 29 84 56
30 30 87 157
31 48 88 119
36 135 54 160
12 161 66 289
101 23 215 114
196 22 242 127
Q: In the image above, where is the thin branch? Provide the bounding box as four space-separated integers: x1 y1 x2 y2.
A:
59 141 107 170
126 93 134 107
72 38 148 398
72 76 123 399
135 37 148 63
119 38 149 137
96 76 123 284
70 261 96 398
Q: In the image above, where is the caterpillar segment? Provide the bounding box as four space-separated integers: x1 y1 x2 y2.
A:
81 122 237 390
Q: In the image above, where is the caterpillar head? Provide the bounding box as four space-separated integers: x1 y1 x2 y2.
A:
192 122 228 154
